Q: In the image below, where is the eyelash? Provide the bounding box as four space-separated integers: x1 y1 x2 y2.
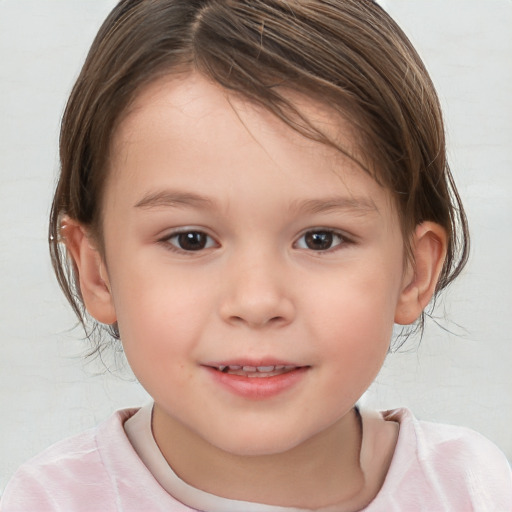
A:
161 230 217 253
294 229 350 253
159 228 352 254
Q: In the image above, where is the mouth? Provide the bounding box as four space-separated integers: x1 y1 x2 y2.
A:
204 362 309 398
209 364 302 378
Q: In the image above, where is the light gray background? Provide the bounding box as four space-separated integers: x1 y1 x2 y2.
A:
1 0 511 493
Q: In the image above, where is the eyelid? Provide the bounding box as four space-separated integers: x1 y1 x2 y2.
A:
159 227 219 253
293 228 352 252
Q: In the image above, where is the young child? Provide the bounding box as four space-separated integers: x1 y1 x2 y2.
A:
2 0 511 510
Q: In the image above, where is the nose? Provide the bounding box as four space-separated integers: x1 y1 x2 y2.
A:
219 250 295 329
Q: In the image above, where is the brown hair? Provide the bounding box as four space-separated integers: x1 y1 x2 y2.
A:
49 0 469 346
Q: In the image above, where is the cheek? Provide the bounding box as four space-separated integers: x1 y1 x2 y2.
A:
306 269 401 336
304 270 400 381
110 269 213 372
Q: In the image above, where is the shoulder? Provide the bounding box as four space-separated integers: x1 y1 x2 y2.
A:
0 408 177 512
372 408 512 511
2 408 191 511
385 407 511 471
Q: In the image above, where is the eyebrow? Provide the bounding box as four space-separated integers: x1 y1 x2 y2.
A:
293 196 378 215
134 191 214 210
134 189 378 216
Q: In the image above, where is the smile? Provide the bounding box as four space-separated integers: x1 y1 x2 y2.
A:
204 363 309 399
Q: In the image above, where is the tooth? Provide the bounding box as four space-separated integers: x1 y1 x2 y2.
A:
257 366 275 372
242 366 257 372
217 365 227 372
228 365 242 370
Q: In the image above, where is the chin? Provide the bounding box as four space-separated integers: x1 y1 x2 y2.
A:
205 423 319 458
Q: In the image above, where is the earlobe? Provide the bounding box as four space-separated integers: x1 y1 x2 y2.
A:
394 222 447 325
60 217 117 325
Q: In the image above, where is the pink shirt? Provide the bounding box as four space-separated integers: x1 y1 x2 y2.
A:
2 407 511 511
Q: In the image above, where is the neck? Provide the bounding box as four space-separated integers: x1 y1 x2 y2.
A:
152 405 367 510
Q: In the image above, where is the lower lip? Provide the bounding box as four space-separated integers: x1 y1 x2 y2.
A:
204 366 309 400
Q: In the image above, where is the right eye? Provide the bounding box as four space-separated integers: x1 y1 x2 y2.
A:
165 231 217 252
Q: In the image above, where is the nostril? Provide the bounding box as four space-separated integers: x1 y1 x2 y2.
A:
227 314 287 328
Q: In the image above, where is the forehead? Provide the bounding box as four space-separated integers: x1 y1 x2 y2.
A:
115 71 362 162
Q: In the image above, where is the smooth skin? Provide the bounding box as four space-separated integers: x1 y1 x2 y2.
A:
63 73 446 510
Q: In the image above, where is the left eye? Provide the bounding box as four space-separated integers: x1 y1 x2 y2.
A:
295 230 345 251
166 231 216 251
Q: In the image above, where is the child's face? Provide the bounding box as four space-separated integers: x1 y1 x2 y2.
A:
98 73 410 455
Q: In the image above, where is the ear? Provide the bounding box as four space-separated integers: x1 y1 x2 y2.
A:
394 222 447 325
60 217 117 325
